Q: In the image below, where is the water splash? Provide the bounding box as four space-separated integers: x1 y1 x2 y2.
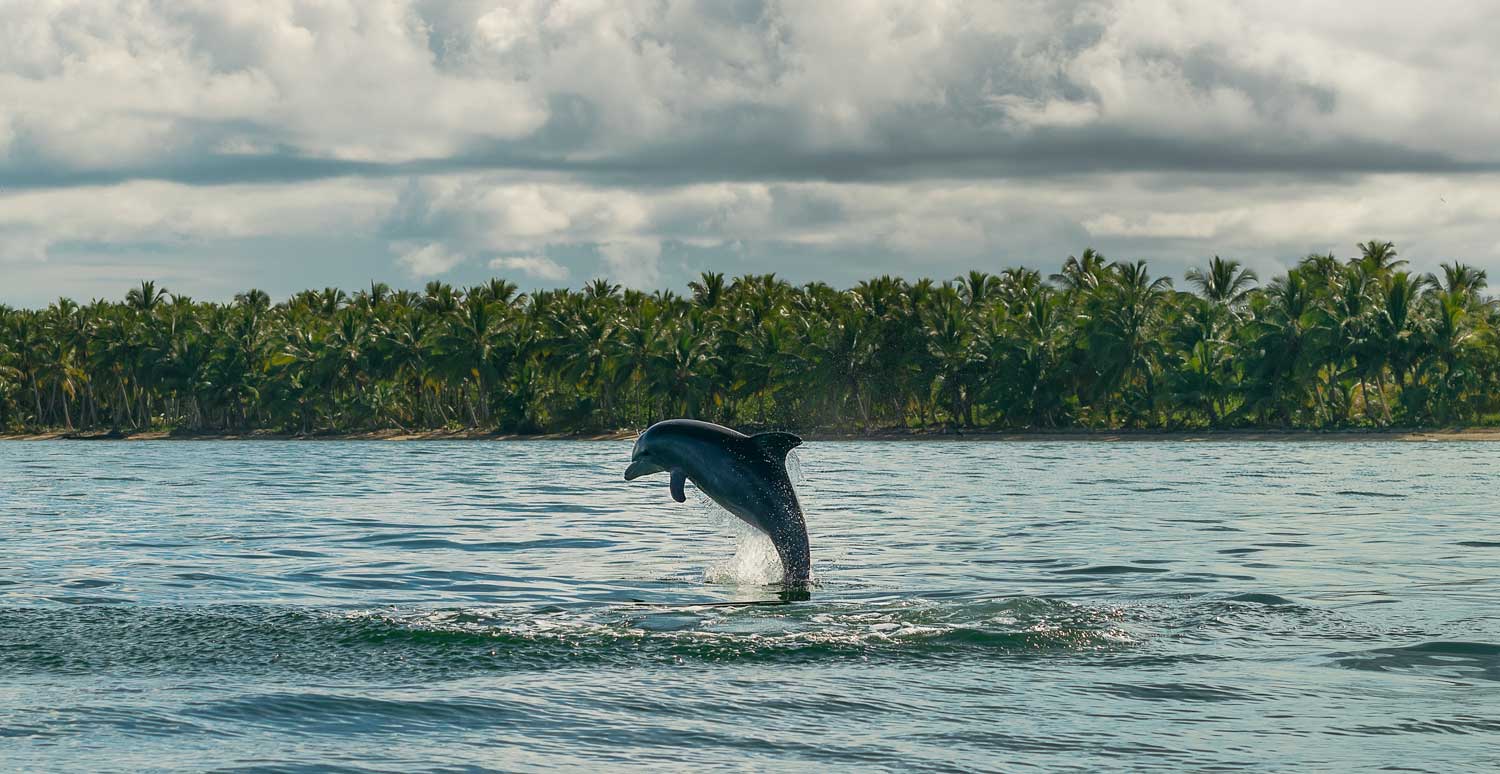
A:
785 448 803 482
702 520 783 585
682 474 794 586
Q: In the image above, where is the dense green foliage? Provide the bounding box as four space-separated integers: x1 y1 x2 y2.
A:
1 242 1496 434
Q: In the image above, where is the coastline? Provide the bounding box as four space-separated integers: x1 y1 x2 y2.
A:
5 427 1500 442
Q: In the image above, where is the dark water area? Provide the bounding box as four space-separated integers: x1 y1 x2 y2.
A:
2 440 1498 772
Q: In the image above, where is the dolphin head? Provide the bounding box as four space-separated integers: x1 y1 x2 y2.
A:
623 423 679 481
624 421 700 503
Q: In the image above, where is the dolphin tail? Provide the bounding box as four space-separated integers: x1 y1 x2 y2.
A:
749 431 801 462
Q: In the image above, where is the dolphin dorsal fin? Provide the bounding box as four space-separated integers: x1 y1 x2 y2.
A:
749 431 802 461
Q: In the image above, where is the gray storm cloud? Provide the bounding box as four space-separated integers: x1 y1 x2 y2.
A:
2 0 1499 304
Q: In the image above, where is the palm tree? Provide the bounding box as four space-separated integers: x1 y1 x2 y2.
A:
799 296 876 427
924 286 982 426
235 289 272 312
737 316 800 425
352 282 391 312
1373 272 1424 419
468 279 520 308
688 272 727 310
1421 290 1482 422
956 271 1000 309
3 248 1498 436
648 314 721 419
1083 261 1172 426
1429 262 1487 301
1185 256 1258 309
1242 269 1318 426
437 297 512 426
422 282 459 316
1000 285 1071 427
126 281 167 313
610 301 670 426
995 268 1043 315
1357 240 1406 277
1051 248 1108 294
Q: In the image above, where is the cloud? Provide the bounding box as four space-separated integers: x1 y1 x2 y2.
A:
598 239 662 288
372 171 1500 288
0 178 391 271
5 0 1500 191
394 242 465 277
0 234 49 265
3 1 1500 305
4 170 1500 306
2 0 546 176
489 255 569 281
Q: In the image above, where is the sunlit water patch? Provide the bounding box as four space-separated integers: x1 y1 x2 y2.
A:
2 440 1499 772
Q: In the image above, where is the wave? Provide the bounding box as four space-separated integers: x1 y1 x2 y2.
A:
0 597 1135 678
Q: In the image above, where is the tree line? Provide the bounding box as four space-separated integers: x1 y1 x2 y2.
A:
1 241 1495 435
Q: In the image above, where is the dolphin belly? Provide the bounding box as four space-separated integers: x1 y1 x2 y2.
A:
688 464 774 534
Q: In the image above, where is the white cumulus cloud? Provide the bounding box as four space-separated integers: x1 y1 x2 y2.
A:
489 255 570 281
394 242 465 277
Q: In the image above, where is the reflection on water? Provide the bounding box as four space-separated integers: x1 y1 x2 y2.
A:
2 440 1499 771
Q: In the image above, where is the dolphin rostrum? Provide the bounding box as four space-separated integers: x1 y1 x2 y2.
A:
624 419 810 586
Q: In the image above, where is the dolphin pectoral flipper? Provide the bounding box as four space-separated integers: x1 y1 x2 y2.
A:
669 468 688 503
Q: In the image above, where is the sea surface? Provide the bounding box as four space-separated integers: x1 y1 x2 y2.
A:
1 440 1498 772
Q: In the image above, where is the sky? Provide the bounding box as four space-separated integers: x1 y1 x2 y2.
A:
4 0 1500 307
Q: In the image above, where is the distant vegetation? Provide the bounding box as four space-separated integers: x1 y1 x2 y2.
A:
0 241 1495 435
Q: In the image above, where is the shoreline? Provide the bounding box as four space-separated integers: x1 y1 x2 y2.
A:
5 427 1500 442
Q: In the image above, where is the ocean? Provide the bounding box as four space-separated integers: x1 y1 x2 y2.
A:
2 440 1498 772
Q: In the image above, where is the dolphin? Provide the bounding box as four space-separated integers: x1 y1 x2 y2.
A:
623 419 811 586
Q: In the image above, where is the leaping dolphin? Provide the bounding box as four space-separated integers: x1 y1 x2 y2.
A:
624 419 811 587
